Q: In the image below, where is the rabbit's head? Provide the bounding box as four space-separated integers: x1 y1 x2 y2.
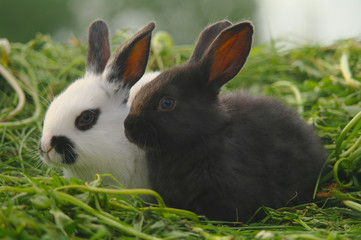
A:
125 21 253 151
39 20 154 186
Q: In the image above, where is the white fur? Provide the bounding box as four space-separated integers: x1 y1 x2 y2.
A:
128 71 160 107
40 71 158 188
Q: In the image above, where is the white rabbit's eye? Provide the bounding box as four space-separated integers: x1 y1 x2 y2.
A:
158 97 176 111
75 109 100 131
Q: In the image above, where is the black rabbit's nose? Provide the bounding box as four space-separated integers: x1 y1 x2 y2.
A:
50 135 77 164
124 114 146 143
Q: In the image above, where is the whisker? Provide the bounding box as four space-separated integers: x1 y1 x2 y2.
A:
41 74 55 104
76 145 99 177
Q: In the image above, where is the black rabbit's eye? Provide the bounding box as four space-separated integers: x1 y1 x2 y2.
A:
158 97 176 111
75 109 100 131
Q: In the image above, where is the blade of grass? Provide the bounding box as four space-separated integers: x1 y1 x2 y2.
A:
56 191 162 240
0 64 25 121
334 110 361 158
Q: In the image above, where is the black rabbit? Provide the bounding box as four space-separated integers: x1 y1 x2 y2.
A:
124 21 326 222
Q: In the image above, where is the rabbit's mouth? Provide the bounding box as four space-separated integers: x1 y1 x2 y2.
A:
38 144 53 163
39 136 78 165
38 145 61 166
124 115 159 150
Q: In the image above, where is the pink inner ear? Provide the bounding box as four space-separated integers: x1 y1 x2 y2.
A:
102 35 110 68
208 27 252 84
123 35 150 85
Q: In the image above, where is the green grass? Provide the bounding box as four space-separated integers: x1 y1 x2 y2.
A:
1 30 361 239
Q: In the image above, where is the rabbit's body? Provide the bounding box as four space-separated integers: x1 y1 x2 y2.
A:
145 91 324 220
39 20 155 188
125 22 326 221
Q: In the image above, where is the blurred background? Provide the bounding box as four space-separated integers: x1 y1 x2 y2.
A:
1 0 361 46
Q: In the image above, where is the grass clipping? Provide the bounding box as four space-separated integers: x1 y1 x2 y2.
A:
1 32 361 239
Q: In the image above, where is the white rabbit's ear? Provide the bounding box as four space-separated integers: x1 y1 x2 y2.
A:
189 20 232 63
105 22 155 88
87 20 111 74
202 21 253 89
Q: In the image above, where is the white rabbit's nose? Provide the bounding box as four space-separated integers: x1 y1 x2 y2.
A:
38 139 54 165
38 140 52 155
38 134 52 154
38 135 77 165
38 141 53 167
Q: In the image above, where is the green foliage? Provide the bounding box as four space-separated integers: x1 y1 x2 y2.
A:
1 31 361 239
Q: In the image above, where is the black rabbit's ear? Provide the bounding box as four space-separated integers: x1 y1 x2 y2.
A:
202 21 253 88
87 20 111 74
105 22 155 88
189 20 232 63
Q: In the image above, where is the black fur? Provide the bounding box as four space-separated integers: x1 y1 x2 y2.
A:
50 136 77 164
125 66 326 221
124 21 326 222
87 20 110 74
189 20 232 63
75 109 100 131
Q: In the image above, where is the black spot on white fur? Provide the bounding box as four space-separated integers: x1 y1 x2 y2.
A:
51 136 77 164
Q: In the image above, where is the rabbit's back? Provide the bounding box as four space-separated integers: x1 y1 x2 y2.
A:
220 92 325 208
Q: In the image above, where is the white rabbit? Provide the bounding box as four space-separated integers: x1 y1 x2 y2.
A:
38 20 155 188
